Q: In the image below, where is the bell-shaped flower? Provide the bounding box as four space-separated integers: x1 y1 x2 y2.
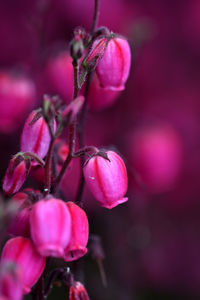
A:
96 36 131 91
7 192 32 237
30 198 71 258
64 202 89 262
1 237 46 294
20 110 51 160
83 150 128 209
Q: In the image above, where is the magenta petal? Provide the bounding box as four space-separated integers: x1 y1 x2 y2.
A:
30 198 72 258
64 246 88 262
83 151 128 209
101 197 128 209
1 237 46 294
63 202 89 262
20 111 52 160
3 160 27 196
96 37 131 91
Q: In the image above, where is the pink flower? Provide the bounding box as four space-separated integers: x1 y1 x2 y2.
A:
96 37 131 91
0 262 23 300
69 281 90 300
0 73 35 134
87 73 120 111
1 237 46 294
64 202 89 262
30 198 71 258
42 52 74 103
83 151 128 209
3 158 29 196
7 192 32 237
20 110 52 160
128 125 182 194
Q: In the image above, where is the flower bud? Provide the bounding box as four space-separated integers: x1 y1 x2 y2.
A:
83 151 128 209
30 198 71 258
82 38 108 72
96 36 131 91
7 192 32 237
1 237 46 294
64 202 89 262
0 262 22 300
70 28 85 60
69 281 90 300
20 110 51 159
3 158 29 196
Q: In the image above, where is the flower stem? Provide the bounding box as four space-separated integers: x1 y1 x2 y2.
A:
53 59 79 191
76 0 100 204
91 0 100 34
44 138 54 196
23 152 45 167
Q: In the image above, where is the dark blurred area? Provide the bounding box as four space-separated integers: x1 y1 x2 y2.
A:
1 0 200 299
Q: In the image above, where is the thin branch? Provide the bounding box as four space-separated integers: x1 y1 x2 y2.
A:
91 0 100 34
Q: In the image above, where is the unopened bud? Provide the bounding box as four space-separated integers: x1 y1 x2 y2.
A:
69 281 90 300
3 157 30 196
96 36 131 91
82 38 108 72
70 27 86 60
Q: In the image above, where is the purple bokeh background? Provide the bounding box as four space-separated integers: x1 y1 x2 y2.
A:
0 0 200 299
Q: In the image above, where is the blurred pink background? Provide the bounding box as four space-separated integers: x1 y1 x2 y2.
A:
0 0 200 299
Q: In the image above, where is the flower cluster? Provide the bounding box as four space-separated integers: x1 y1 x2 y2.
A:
0 6 131 300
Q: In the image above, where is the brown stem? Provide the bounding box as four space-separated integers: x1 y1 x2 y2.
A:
53 0 100 194
91 0 100 34
73 59 79 99
53 59 79 191
54 152 73 189
75 72 92 204
44 138 54 196
76 0 101 203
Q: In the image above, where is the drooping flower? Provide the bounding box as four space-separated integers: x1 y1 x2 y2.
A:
95 36 131 91
3 158 30 196
83 150 128 209
1 237 46 294
20 110 51 160
30 198 71 258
